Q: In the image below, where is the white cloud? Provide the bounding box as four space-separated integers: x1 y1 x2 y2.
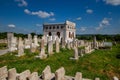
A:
8 24 16 28
36 24 42 27
76 17 82 20
86 9 93 14
96 18 111 30
80 27 86 32
15 0 28 7
24 9 54 18
103 0 120 6
101 18 110 25
24 9 30 14
49 18 56 21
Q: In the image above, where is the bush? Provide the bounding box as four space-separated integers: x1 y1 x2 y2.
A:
116 54 120 59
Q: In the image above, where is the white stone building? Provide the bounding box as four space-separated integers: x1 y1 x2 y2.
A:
43 20 76 42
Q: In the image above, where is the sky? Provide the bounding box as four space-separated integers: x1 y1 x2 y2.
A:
0 0 120 34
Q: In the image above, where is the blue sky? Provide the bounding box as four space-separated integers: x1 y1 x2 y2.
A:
0 0 120 34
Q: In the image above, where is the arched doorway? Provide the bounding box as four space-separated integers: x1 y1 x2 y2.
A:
56 32 60 38
48 32 52 36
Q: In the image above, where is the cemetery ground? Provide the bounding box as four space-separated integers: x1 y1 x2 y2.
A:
0 44 120 80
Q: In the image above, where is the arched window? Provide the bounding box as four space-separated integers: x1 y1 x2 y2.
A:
53 26 55 29
61 26 64 29
57 32 60 38
57 26 59 29
46 27 48 29
69 32 71 38
72 32 74 38
49 26 51 29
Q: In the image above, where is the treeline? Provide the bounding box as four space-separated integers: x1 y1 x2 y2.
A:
0 32 120 42
0 32 43 39
76 34 120 41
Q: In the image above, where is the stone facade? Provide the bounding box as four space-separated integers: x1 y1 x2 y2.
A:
43 20 76 42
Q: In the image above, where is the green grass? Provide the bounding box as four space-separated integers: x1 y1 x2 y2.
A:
0 43 7 49
0 44 120 80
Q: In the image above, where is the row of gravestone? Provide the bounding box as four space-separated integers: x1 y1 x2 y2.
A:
7 33 40 52
0 66 100 80
17 37 97 60
7 32 104 60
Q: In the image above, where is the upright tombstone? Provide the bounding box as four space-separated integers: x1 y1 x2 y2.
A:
28 72 39 80
42 66 55 80
33 35 39 47
48 40 53 55
55 37 60 53
75 72 82 80
28 34 32 46
17 37 24 56
78 48 85 57
93 36 97 49
42 35 47 46
30 43 36 53
72 38 76 48
24 38 30 49
8 68 17 80
70 42 73 49
0 66 8 80
61 38 66 48
67 42 71 49
17 70 30 80
70 46 79 60
55 67 65 80
74 47 79 60
35 39 47 59
7 32 14 49
9 37 17 52
95 77 100 80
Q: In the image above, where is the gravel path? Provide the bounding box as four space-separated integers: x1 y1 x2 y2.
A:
0 49 9 56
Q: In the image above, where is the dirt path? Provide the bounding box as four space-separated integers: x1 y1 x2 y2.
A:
0 49 9 56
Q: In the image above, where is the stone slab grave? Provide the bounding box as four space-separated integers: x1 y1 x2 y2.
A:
7 32 17 52
30 43 37 53
0 66 100 80
55 37 60 53
9 37 17 52
67 42 71 49
33 35 39 47
28 72 39 80
70 46 79 60
24 38 30 49
48 40 54 55
0 66 8 80
78 48 85 57
16 37 24 57
35 39 47 59
61 38 66 48
8 68 17 80
41 65 55 80
55 67 65 80
25 34 32 49
74 72 82 80
17 70 30 80
85 45 94 54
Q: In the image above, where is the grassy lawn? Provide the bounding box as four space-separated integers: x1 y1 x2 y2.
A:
0 43 7 50
0 44 120 80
